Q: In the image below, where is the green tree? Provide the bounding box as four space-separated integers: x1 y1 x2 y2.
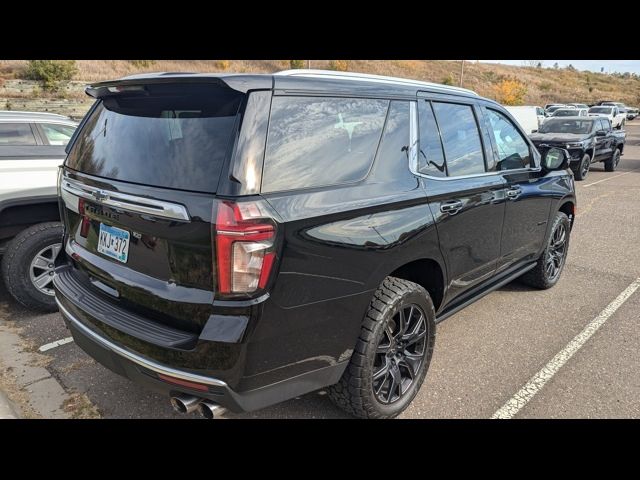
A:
23 60 77 91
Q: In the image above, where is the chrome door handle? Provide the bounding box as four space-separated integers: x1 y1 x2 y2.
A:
506 188 522 200
440 200 463 215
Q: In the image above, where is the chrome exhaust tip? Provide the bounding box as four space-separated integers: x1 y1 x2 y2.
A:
198 400 227 419
170 394 200 414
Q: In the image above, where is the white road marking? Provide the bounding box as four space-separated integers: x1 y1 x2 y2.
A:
492 277 640 419
38 337 74 352
582 168 640 187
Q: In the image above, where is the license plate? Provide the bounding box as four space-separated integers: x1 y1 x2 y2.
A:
97 223 130 263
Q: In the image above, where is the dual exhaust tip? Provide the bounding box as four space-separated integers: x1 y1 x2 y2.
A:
170 394 227 419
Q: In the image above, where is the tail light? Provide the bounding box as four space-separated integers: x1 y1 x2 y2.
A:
214 200 277 296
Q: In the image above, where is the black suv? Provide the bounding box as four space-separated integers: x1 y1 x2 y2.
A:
54 70 576 419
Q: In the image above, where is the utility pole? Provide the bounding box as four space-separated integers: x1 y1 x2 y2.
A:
308 60 311 69
459 60 465 87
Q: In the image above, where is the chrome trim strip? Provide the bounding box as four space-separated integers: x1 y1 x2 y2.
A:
56 298 228 388
409 102 419 174
61 177 190 221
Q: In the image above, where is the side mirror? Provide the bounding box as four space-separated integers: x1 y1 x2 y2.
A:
596 130 607 136
542 147 569 171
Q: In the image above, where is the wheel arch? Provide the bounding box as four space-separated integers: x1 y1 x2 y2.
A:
388 258 446 312
558 198 576 229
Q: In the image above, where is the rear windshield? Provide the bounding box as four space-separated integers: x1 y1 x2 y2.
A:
553 110 577 116
65 83 243 193
589 107 612 114
539 119 594 134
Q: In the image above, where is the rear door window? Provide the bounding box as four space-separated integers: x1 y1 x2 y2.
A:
417 100 446 177
432 102 486 176
40 123 76 146
261 96 388 193
0 123 37 145
65 83 243 193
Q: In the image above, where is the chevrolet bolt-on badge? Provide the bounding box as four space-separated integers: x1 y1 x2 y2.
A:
92 190 109 202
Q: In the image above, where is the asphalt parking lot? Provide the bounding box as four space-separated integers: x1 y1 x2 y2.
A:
2 121 640 419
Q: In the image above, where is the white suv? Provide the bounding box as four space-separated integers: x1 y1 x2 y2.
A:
0 111 77 311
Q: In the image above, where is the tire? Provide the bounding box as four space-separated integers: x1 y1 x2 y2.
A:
604 148 621 172
328 276 436 419
520 212 571 290
572 153 590 181
1 222 63 312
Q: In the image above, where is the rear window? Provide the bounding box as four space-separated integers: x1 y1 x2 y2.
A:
0 123 37 145
65 83 243 193
261 96 388 193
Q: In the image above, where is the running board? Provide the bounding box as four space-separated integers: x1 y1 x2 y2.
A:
435 262 537 324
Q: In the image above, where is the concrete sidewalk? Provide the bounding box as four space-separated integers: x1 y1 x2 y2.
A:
0 389 18 419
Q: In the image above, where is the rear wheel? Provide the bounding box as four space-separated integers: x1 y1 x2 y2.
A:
520 212 570 289
604 148 621 172
1 222 63 312
572 153 590 181
328 277 436 419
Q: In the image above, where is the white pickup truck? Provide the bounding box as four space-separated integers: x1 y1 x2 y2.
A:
588 105 626 129
0 111 77 311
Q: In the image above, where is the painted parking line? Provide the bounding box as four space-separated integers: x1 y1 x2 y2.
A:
492 277 640 419
38 337 74 352
582 168 640 188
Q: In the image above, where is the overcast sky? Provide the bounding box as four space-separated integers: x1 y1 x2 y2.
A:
479 60 640 74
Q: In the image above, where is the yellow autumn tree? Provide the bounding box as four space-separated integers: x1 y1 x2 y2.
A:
493 78 527 105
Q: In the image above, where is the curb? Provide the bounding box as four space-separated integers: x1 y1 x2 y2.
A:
0 389 19 419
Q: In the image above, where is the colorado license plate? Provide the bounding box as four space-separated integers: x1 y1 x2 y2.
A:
97 223 130 263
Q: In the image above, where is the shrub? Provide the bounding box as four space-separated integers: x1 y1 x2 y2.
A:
289 60 305 69
328 60 349 71
441 74 455 86
215 60 231 70
5 100 12 110
538 81 552 91
23 60 77 91
129 60 156 68
493 78 527 105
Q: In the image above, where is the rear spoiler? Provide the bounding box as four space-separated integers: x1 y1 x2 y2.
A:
85 73 273 99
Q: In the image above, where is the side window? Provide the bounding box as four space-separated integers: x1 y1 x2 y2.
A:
601 119 611 130
262 97 388 193
536 107 544 116
370 101 411 178
485 109 532 171
41 123 76 146
0 123 37 145
432 102 485 177
417 100 446 177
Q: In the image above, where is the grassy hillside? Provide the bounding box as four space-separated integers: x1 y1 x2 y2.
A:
2 59 640 108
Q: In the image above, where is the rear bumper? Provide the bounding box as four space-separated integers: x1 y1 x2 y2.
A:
56 294 347 413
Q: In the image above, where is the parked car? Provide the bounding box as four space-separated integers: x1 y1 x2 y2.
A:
530 116 625 180
0 111 77 311
588 105 626 129
551 108 588 118
545 104 569 116
54 70 576 419
625 107 639 120
567 103 589 110
504 105 545 133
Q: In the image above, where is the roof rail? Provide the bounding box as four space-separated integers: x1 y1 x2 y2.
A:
274 69 479 96
0 110 71 119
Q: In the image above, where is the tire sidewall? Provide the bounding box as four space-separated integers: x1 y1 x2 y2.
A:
364 289 435 418
1 223 63 311
541 212 571 288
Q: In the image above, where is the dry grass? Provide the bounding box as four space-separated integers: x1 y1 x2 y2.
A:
2 60 639 106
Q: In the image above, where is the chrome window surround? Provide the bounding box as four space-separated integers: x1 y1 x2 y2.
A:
408 101 542 181
61 177 190 221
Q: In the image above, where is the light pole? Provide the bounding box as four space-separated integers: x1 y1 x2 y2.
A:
459 60 465 87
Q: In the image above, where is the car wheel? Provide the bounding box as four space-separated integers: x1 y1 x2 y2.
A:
572 154 590 181
1 222 63 312
520 211 571 290
328 276 436 419
604 148 621 172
